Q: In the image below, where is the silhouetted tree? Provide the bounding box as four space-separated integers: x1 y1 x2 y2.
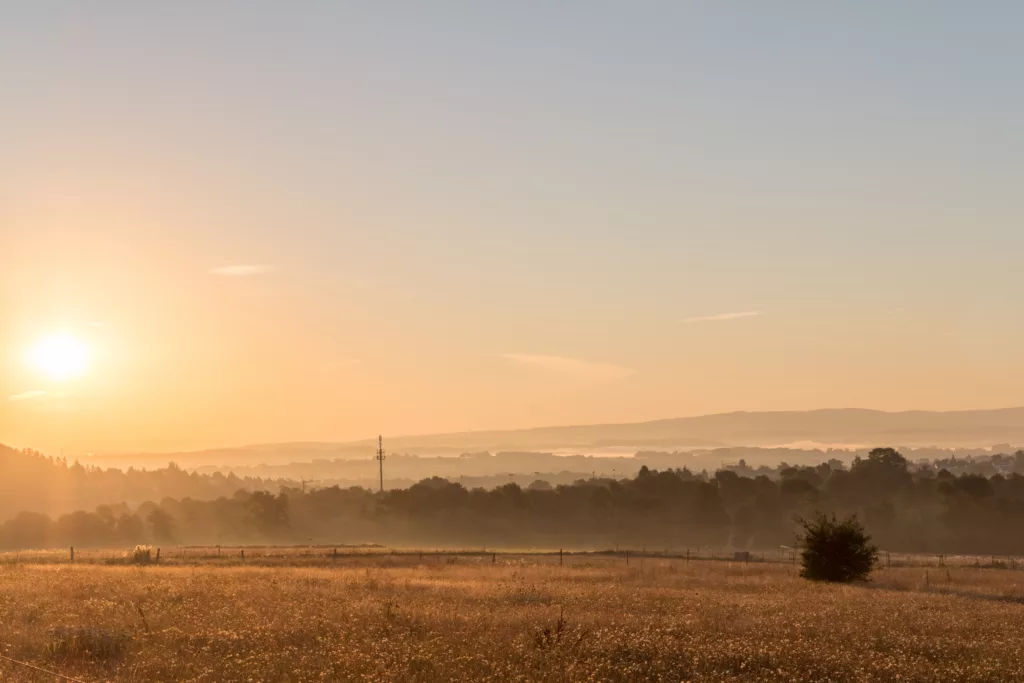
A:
147 508 175 543
246 491 290 536
798 513 877 582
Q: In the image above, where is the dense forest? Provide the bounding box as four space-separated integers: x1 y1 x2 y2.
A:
5 447 1024 555
6 442 1020 520
89 443 1023 491
0 445 286 520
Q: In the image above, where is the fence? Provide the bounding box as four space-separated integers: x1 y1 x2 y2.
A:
2 544 1023 570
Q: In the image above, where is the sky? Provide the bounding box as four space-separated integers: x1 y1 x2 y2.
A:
2 2 1023 455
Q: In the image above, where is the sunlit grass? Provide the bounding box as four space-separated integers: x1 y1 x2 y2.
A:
3 556 1024 681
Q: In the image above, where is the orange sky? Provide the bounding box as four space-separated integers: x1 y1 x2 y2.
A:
2 4 1022 455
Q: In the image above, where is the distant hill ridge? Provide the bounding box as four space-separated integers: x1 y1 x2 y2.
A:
346 407 1024 452
78 408 1024 468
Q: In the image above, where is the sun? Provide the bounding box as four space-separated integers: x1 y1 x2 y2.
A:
27 334 90 381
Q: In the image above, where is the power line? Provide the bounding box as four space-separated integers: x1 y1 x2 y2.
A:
375 435 386 493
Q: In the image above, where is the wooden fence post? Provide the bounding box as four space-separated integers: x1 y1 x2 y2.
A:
626 550 629 566
70 546 74 563
560 549 563 566
156 548 161 562
241 549 245 561
492 553 496 564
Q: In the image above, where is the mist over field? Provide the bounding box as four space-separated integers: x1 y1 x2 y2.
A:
5 421 1024 555
77 407 1024 470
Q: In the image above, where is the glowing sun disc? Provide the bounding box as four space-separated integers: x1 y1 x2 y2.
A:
27 334 89 381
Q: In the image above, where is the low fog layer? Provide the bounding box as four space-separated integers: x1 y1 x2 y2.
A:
6 447 1024 556
79 408 1024 471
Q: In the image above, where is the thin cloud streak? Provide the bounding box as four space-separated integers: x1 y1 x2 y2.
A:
209 265 277 276
323 359 361 371
685 311 763 323
501 353 635 381
9 390 46 402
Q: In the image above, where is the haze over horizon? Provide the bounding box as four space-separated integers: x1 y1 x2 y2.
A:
3 4 1023 455
44 406 1024 461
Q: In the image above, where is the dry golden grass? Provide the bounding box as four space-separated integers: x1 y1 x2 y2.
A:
3 555 1024 681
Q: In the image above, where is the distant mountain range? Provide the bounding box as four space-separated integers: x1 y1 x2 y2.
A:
83 407 1024 469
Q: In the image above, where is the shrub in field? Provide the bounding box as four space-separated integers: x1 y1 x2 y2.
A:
131 544 153 565
798 513 878 582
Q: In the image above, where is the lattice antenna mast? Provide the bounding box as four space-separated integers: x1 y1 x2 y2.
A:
375 435 386 493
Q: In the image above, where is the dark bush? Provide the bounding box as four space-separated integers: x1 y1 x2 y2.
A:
798 513 878 582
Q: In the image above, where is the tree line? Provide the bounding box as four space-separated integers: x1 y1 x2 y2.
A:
5 447 1024 554
0 445 286 521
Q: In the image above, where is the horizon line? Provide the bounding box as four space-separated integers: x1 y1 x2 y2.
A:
32 405 1024 457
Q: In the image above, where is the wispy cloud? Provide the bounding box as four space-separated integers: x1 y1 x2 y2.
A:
323 359 361 371
209 265 277 276
9 390 46 402
685 311 762 323
501 353 635 381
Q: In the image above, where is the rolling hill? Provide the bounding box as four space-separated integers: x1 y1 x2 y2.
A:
80 407 1024 469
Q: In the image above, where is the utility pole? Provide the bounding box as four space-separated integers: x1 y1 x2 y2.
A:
376 435 386 493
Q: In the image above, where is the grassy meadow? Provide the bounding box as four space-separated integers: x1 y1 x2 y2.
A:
2 553 1024 682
